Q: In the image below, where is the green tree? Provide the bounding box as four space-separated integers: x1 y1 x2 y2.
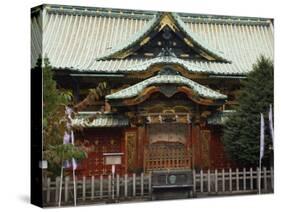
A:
42 57 71 146
34 57 86 176
223 56 273 167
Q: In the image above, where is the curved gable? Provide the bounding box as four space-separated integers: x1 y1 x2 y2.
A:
97 12 229 62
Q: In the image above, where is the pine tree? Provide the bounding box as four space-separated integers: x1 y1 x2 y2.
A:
42 57 72 147
33 57 87 176
223 56 273 167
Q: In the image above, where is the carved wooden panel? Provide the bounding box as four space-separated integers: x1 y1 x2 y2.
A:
148 123 187 144
125 131 137 172
200 130 211 168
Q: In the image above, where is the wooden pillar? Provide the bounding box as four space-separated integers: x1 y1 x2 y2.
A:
192 123 201 169
138 127 145 171
209 126 215 169
124 129 138 174
187 123 192 168
121 129 127 175
104 101 111 112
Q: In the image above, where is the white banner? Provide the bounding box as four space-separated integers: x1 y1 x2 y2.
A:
269 104 274 145
260 113 265 160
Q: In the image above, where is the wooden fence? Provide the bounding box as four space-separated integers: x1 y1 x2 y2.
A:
43 173 152 206
192 167 274 195
43 167 273 206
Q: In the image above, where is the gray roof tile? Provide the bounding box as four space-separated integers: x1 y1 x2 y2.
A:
207 110 235 125
71 114 129 128
31 5 273 76
106 74 227 100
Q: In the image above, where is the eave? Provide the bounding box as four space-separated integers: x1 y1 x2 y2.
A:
71 113 129 128
106 74 227 106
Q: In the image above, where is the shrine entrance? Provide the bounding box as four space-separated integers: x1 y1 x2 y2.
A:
144 122 191 171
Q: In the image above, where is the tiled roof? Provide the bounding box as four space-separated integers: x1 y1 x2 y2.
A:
207 110 235 125
170 13 228 62
106 74 227 100
96 14 159 60
118 56 235 74
31 5 273 76
71 113 129 128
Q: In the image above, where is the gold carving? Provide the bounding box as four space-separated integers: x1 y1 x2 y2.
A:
110 139 115 145
180 53 190 58
140 37 150 46
163 109 175 114
159 14 178 31
184 38 194 47
144 52 154 57
199 52 216 61
173 105 190 113
126 132 137 172
116 49 133 59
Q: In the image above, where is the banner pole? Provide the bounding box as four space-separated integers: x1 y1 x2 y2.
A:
258 158 261 194
258 113 264 195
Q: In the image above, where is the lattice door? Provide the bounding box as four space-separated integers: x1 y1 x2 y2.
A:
144 142 190 171
144 123 190 171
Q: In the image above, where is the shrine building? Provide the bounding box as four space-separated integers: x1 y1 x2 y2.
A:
31 5 274 176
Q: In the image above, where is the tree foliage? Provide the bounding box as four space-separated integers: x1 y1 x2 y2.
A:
74 81 109 111
223 56 273 167
45 144 86 164
42 57 72 146
34 57 87 176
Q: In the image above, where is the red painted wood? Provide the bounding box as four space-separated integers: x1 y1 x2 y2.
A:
74 128 125 177
192 124 202 169
73 124 236 177
137 127 145 171
209 126 235 169
187 124 192 168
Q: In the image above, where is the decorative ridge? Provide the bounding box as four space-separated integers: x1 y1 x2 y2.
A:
181 16 271 26
41 4 271 25
44 4 157 18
